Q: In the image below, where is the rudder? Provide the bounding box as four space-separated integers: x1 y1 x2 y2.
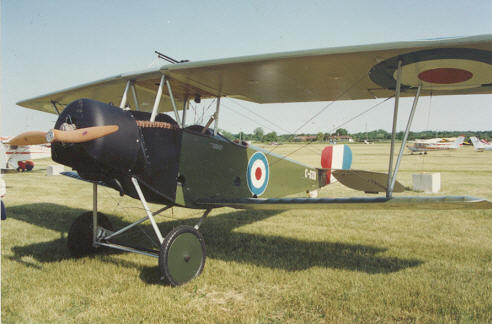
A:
321 144 352 184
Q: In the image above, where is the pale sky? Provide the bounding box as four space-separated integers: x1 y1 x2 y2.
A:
2 0 492 136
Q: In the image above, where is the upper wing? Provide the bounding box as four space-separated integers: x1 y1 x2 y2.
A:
17 70 188 115
18 34 492 114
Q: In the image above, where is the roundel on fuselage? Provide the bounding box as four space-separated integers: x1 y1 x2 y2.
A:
246 152 269 196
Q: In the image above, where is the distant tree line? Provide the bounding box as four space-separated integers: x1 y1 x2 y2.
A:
219 127 492 143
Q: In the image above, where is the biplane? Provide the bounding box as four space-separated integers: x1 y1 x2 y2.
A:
9 34 492 286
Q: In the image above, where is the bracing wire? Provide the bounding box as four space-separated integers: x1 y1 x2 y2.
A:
196 98 216 125
269 95 393 165
225 98 293 134
266 73 367 155
220 101 322 155
222 73 390 161
100 186 160 248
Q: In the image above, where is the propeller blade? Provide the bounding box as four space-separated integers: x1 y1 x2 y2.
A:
8 125 119 146
49 125 119 143
7 131 48 146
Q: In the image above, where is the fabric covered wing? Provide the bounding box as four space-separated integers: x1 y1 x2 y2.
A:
17 70 192 115
196 196 492 210
165 34 492 103
18 34 492 113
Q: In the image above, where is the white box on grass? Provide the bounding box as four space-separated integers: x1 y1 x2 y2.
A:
412 173 440 193
47 165 64 176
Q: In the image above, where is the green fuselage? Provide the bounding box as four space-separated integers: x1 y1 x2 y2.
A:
175 130 324 208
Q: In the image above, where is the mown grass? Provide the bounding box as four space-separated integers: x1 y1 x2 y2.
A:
2 143 492 323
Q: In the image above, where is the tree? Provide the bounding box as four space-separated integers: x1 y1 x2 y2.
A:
219 129 235 141
317 132 324 142
335 128 348 136
263 131 278 142
253 127 264 141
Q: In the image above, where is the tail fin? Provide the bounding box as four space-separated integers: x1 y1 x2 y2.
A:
455 136 465 146
470 136 483 150
321 144 352 184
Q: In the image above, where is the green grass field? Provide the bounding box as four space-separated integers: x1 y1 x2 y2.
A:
2 143 492 323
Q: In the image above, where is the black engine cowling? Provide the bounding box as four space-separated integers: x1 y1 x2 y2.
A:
51 98 182 205
52 98 140 176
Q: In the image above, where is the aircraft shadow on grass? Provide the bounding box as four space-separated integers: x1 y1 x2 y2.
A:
6 203 422 281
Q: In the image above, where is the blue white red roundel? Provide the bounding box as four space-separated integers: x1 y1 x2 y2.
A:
247 152 269 196
369 48 492 92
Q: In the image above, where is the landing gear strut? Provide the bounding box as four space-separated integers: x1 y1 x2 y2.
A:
67 180 210 286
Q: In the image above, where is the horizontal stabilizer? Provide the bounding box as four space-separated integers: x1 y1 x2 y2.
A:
196 196 492 210
333 169 405 193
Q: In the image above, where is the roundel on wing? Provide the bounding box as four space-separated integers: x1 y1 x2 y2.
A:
246 152 269 196
369 48 492 91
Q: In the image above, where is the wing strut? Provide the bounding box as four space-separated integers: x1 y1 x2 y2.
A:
130 81 140 111
386 61 422 197
119 80 131 108
213 96 222 136
166 78 182 127
50 101 60 115
150 74 166 122
390 84 421 192
387 60 402 198
182 97 188 127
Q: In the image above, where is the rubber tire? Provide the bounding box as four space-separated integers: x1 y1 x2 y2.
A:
16 167 23 172
67 211 113 258
159 225 206 286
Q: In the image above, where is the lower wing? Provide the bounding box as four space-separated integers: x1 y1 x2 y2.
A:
196 196 492 210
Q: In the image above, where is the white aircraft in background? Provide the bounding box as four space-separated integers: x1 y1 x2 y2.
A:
1 137 51 171
407 136 465 154
412 137 454 144
470 137 492 151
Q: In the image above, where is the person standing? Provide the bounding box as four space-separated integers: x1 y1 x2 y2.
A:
1 173 6 220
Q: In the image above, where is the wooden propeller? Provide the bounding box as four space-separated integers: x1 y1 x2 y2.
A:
8 125 119 146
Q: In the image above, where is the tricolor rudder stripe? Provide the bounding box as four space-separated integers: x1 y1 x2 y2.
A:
321 144 352 184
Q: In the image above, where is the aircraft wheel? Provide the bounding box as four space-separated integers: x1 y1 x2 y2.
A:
159 225 206 286
67 211 112 258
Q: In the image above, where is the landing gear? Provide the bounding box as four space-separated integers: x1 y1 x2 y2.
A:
67 211 113 257
72 180 210 285
159 225 206 286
